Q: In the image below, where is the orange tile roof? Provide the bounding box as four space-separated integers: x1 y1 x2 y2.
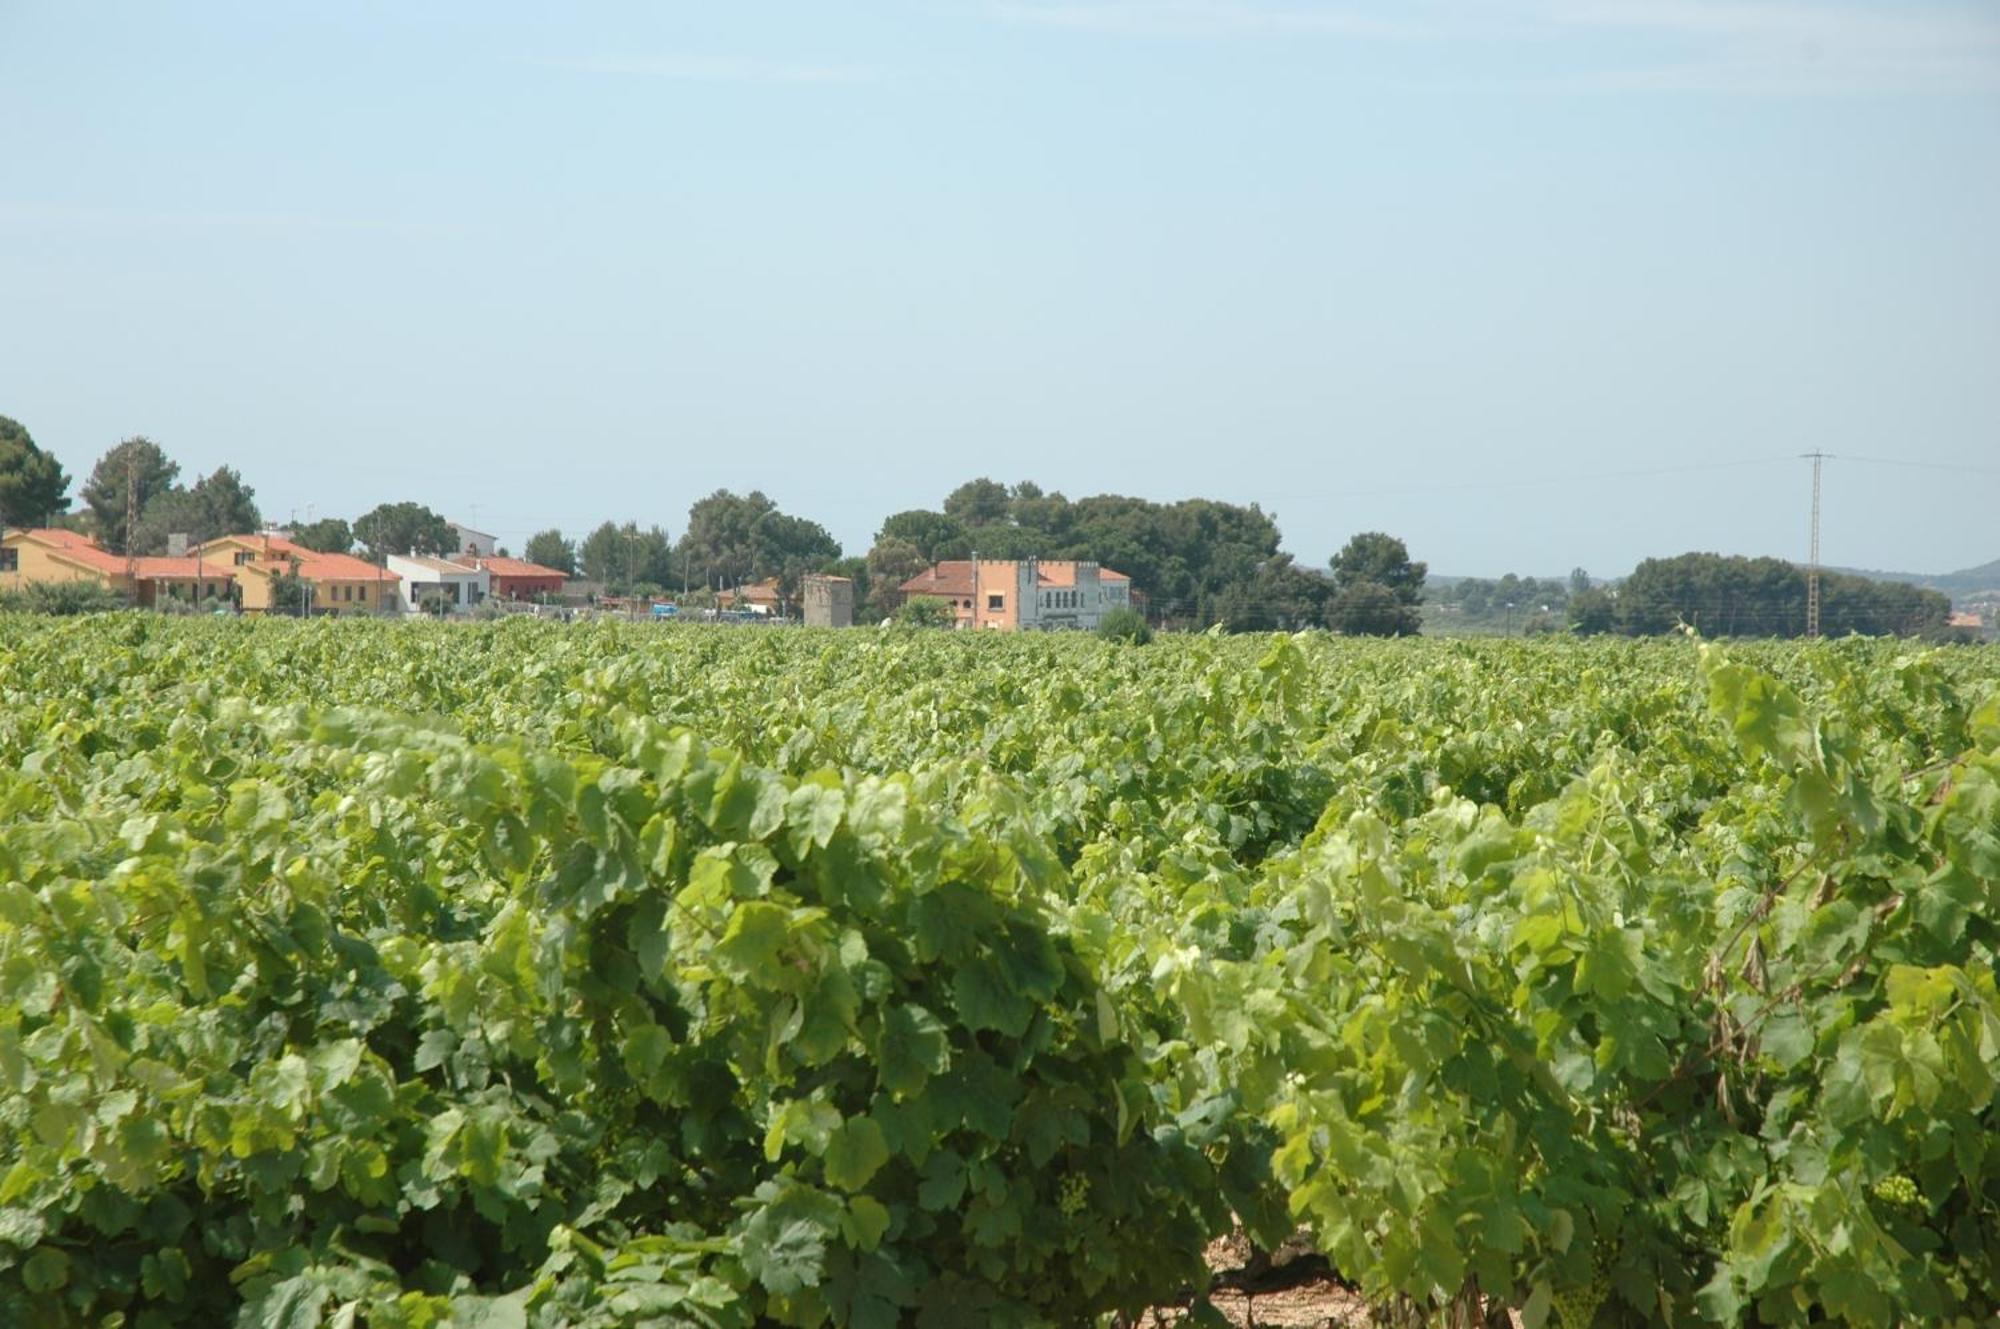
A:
1032 561 1130 587
8 529 380 585
132 556 234 580
477 556 566 579
899 562 975 596
28 527 100 550
232 549 385 582
24 531 128 576
899 559 1130 595
199 533 311 560
292 553 387 582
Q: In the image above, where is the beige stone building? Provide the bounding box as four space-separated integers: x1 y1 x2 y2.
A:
897 558 1132 631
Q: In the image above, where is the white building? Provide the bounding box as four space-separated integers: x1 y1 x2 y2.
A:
448 522 498 559
897 558 1134 631
1014 558 1132 631
387 554 491 616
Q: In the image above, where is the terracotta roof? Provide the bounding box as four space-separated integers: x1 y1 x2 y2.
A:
477 556 566 579
6 529 378 584
295 553 392 581
235 549 385 582
28 527 101 550
202 532 304 554
23 531 128 576
132 556 234 580
1032 560 1130 587
899 561 975 596
898 559 1130 595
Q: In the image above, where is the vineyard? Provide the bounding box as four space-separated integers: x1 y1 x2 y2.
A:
1 617 1997 1328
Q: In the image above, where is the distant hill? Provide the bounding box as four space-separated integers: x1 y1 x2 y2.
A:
1830 558 2000 600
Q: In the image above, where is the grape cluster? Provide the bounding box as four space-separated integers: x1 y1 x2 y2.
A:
1872 1174 1920 1209
1057 1174 1091 1218
1551 1271 1609 1329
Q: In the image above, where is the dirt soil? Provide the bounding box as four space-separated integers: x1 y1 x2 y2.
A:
1144 1233 1375 1328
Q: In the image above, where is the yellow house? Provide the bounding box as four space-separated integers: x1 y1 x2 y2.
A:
2 527 136 597
1 528 235 606
3 527 394 614
134 556 235 608
197 533 397 615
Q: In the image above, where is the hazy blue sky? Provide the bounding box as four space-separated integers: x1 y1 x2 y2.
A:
4 1 1997 576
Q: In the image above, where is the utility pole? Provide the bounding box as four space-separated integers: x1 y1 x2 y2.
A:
1802 451 1830 639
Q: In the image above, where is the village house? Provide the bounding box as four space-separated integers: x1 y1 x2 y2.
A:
473 555 567 601
387 554 491 616
2 527 136 597
197 533 392 614
897 558 1132 631
2 527 234 606
448 522 498 559
135 555 236 609
717 577 785 616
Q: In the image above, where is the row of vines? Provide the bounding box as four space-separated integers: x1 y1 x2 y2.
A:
1 617 1996 1326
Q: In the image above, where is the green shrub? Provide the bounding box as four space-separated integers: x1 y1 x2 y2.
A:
896 595 954 628
1095 606 1152 644
0 578 125 615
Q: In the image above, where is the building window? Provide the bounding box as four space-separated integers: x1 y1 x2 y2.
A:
0 548 16 573
987 593 1003 612
234 551 253 566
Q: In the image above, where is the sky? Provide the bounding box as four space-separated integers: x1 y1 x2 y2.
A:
3 1 1997 578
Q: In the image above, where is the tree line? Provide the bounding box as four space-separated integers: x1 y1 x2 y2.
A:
0 415 1969 640
1567 552 1953 639
2 421 1427 632
850 479 1425 633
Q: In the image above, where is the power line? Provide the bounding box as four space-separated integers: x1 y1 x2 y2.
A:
1835 454 2000 478
1312 455 1796 500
